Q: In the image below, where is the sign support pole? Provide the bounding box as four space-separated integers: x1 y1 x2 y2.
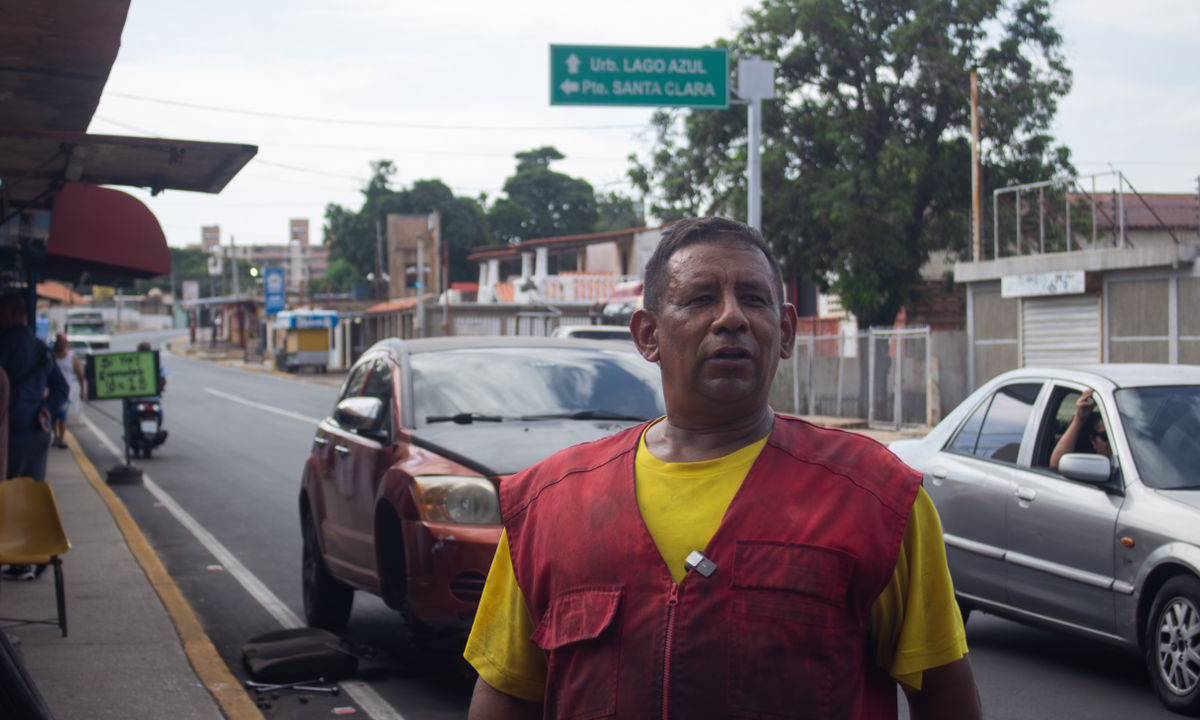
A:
736 57 775 232
748 96 762 231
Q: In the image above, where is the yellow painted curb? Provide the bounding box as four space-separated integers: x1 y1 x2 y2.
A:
65 430 264 720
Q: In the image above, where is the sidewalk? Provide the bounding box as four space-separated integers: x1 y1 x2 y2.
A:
1 438 255 720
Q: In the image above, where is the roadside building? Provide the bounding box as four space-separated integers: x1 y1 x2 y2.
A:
956 189 1200 389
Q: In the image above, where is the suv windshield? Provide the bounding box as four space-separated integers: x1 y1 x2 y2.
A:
410 347 664 427
1115 386 1200 490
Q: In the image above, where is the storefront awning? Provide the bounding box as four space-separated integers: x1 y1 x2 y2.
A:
0 128 257 210
42 182 168 280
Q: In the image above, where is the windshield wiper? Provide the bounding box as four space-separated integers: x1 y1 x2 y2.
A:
425 412 505 424
519 410 648 422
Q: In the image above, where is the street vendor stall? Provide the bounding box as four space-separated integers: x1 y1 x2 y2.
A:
274 310 339 373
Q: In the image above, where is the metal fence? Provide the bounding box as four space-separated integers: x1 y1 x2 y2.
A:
785 327 932 430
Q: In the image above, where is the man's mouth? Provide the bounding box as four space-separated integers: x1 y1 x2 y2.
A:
710 347 753 361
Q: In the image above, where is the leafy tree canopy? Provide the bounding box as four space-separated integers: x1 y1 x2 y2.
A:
487 146 599 244
324 161 493 284
630 0 1073 325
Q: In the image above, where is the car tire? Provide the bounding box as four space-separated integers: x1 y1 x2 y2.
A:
302 508 354 632
1145 574 1200 716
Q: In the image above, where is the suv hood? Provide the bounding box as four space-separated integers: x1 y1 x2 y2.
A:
412 418 646 476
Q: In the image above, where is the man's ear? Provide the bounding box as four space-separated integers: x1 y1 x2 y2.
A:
630 308 660 363
778 303 798 360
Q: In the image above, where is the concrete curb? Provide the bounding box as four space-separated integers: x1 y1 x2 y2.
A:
64 430 264 720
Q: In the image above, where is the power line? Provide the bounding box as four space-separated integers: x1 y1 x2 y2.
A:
105 91 647 131
94 115 630 162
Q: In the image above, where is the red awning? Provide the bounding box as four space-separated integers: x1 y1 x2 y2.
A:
44 182 169 279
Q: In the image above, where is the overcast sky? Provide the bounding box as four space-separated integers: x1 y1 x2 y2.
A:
90 0 1200 250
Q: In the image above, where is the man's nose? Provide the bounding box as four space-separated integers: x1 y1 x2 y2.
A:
712 291 749 333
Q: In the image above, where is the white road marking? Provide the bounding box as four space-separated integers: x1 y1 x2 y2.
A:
203 387 322 425
79 411 407 720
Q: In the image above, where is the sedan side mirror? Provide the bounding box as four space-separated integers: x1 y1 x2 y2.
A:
334 397 384 433
1059 453 1113 485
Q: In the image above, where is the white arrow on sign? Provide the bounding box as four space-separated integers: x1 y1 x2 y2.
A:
566 53 581 74
560 79 580 95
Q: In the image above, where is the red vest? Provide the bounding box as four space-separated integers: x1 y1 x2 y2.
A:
502 415 922 720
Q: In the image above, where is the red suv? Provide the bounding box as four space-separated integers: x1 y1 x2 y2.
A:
299 336 663 633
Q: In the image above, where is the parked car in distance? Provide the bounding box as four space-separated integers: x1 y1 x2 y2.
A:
299 337 664 638
64 309 110 352
889 364 1200 715
550 324 633 342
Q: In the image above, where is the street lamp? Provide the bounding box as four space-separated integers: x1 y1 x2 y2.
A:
249 266 259 278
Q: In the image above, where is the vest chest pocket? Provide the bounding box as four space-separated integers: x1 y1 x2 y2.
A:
728 542 861 720
532 586 622 720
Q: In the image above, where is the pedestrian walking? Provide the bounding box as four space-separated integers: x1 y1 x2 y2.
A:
51 333 85 449
465 217 981 719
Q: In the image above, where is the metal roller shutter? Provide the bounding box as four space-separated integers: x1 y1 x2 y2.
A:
1022 295 1101 367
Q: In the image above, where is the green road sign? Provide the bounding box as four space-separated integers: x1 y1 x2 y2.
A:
86 350 161 400
550 45 729 108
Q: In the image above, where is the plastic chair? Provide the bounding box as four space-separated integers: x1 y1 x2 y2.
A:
0 478 72 637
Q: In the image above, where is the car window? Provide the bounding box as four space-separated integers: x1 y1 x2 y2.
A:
1116 386 1200 490
410 347 664 427
338 361 370 401
946 382 1042 463
1032 386 1111 469
359 357 394 437
945 395 990 456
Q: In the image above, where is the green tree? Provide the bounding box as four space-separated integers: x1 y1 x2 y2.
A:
488 146 598 244
594 191 643 232
324 161 494 285
309 257 357 293
631 0 1073 325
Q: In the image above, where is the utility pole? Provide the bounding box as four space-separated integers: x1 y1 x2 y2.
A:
230 235 240 296
970 71 983 261
375 217 385 301
737 57 776 232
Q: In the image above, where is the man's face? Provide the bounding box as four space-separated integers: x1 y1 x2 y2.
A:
1090 420 1112 458
631 240 797 421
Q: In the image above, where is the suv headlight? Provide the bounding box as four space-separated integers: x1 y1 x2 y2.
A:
410 476 501 525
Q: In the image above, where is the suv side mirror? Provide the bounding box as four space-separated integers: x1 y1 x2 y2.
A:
334 397 384 434
1059 453 1113 485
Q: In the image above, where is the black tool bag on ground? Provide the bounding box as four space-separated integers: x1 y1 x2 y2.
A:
241 628 358 683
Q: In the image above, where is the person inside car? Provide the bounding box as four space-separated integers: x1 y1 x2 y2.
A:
1049 389 1113 472
464 216 980 720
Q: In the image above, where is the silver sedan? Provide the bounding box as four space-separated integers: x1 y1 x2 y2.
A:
890 364 1200 716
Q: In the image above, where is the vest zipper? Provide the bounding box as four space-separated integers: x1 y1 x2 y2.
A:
662 583 679 720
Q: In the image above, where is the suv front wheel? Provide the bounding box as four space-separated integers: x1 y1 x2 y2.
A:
1146 574 1200 716
302 506 354 631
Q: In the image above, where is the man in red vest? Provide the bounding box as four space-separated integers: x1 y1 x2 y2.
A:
465 217 981 719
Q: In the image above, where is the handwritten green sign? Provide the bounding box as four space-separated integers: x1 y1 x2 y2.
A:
87 351 161 400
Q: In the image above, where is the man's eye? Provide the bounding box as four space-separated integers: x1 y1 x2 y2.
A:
686 295 713 305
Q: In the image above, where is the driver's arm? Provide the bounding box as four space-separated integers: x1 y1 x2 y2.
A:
1050 390 1093 470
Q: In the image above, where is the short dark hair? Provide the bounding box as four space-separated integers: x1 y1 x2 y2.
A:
1087 412 1106 438
642 217 784 313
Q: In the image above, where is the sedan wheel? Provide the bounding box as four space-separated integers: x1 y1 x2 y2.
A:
302 509 354 632
1146 575 1200 715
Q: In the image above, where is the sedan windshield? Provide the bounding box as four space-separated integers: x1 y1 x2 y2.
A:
1115 386 1200 490
410 347 664 427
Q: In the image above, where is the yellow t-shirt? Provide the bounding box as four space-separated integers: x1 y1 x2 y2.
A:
464 429 967 702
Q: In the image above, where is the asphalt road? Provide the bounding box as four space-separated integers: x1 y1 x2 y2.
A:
70 329 1182 720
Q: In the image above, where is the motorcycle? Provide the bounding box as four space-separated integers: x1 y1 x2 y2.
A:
123 397 167 459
